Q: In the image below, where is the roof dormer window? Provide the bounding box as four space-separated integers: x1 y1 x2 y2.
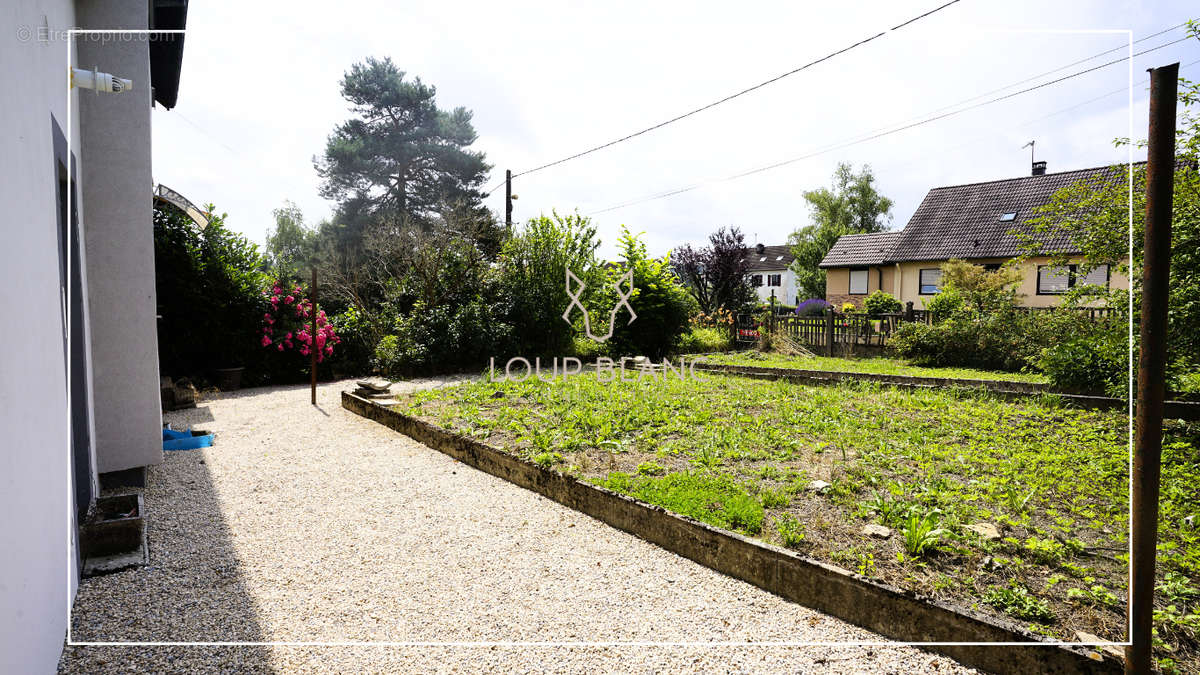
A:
999 212 1017 222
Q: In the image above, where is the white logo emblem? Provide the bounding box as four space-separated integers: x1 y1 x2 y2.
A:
562 269 636 343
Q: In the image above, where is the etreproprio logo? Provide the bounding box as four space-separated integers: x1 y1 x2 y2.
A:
487 268 702 383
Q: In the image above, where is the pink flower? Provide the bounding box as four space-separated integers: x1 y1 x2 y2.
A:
285 295 294 304
277 343 284 351
261 335 272 347
286 332 293 340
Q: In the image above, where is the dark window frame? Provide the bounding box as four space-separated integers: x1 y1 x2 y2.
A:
767 273 783 287
750 274 763 287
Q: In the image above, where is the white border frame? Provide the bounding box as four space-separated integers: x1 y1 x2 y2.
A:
63 26 1139 653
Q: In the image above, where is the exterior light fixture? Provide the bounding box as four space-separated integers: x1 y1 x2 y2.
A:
69 66 133 94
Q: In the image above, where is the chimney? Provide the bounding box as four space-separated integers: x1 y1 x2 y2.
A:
755 243 765 254
1032 161 1047 176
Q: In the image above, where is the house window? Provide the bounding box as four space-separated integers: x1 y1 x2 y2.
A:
999 212 1018 222
750 274 763 287
918 268 941 295
1037 266 1071 294
767 273 782 287
848 268 868 295
1077 264 1110 288
1037 264 1110 294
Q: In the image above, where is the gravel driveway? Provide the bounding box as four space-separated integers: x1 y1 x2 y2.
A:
60 379 975 674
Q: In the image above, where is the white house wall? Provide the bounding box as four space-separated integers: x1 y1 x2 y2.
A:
1 0 83 672
77 0 163 474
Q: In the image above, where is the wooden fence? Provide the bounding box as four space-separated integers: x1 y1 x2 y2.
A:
734 302 1123 355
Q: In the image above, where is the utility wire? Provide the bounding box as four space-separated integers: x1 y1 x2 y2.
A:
485 20 1186 198
586 34 1194 215
504 0 965 181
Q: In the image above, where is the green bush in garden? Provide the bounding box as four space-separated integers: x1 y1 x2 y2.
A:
862 290 901 317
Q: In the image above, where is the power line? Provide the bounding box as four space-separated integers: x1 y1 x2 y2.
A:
586 34 1194 215
506 0 966 181
484 20 1187 198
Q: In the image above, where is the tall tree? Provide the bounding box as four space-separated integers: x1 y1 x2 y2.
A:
671 226 754 314
265 201 315 278
789 163 893 299
315 57 490 240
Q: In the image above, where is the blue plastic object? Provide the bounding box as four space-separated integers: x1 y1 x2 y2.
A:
162 427 214 451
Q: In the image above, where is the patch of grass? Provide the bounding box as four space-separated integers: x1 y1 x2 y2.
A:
701 350 1049 384
532 451 564 468
637 461 667 476
594 471 764 535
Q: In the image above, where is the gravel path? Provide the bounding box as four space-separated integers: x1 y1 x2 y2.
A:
60 379 975 674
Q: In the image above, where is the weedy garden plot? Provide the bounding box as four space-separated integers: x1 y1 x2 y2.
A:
701 351 1051 385
399 374 1199 671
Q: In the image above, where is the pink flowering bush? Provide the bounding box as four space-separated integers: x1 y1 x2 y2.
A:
260 280 341 362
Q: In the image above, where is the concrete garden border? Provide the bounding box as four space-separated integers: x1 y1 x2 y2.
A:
343 390 1123 675
690 362 1200 420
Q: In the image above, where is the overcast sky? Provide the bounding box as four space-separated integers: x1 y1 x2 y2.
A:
151 0 1199 259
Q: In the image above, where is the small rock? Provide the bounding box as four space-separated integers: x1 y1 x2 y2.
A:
862 524 892 539
964 522 1001 541
806 480 831 492
1184 515 1196 528
980 556 997 571
1074 631 1124 659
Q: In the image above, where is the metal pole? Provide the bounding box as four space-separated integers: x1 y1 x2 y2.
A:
505 169 512 228
311 267 319 406
1127 62 1177 675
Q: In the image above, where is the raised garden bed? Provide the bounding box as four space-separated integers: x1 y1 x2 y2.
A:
352 368 1200 672
344 388 1126 674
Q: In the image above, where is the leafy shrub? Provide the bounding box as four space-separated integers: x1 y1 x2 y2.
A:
154 202 269 382
841 301 857 313
326 306 373 376
599 227 694 358
374 298 515 378
1039 327 1125 395
863 290 901 317
891 308 1115 375
924 286 966 322
676 325 730 354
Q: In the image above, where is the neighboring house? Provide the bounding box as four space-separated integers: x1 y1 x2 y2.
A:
1 2 187 672
819 162 1130 310
744 243 799 305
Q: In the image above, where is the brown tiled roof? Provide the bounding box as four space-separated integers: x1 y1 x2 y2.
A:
886 164 1129 263
743 244 795 271
817 231 901 268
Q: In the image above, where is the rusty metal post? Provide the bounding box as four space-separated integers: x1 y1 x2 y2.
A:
825 307 835 357
1127 62 1177 675
311 268 318 406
